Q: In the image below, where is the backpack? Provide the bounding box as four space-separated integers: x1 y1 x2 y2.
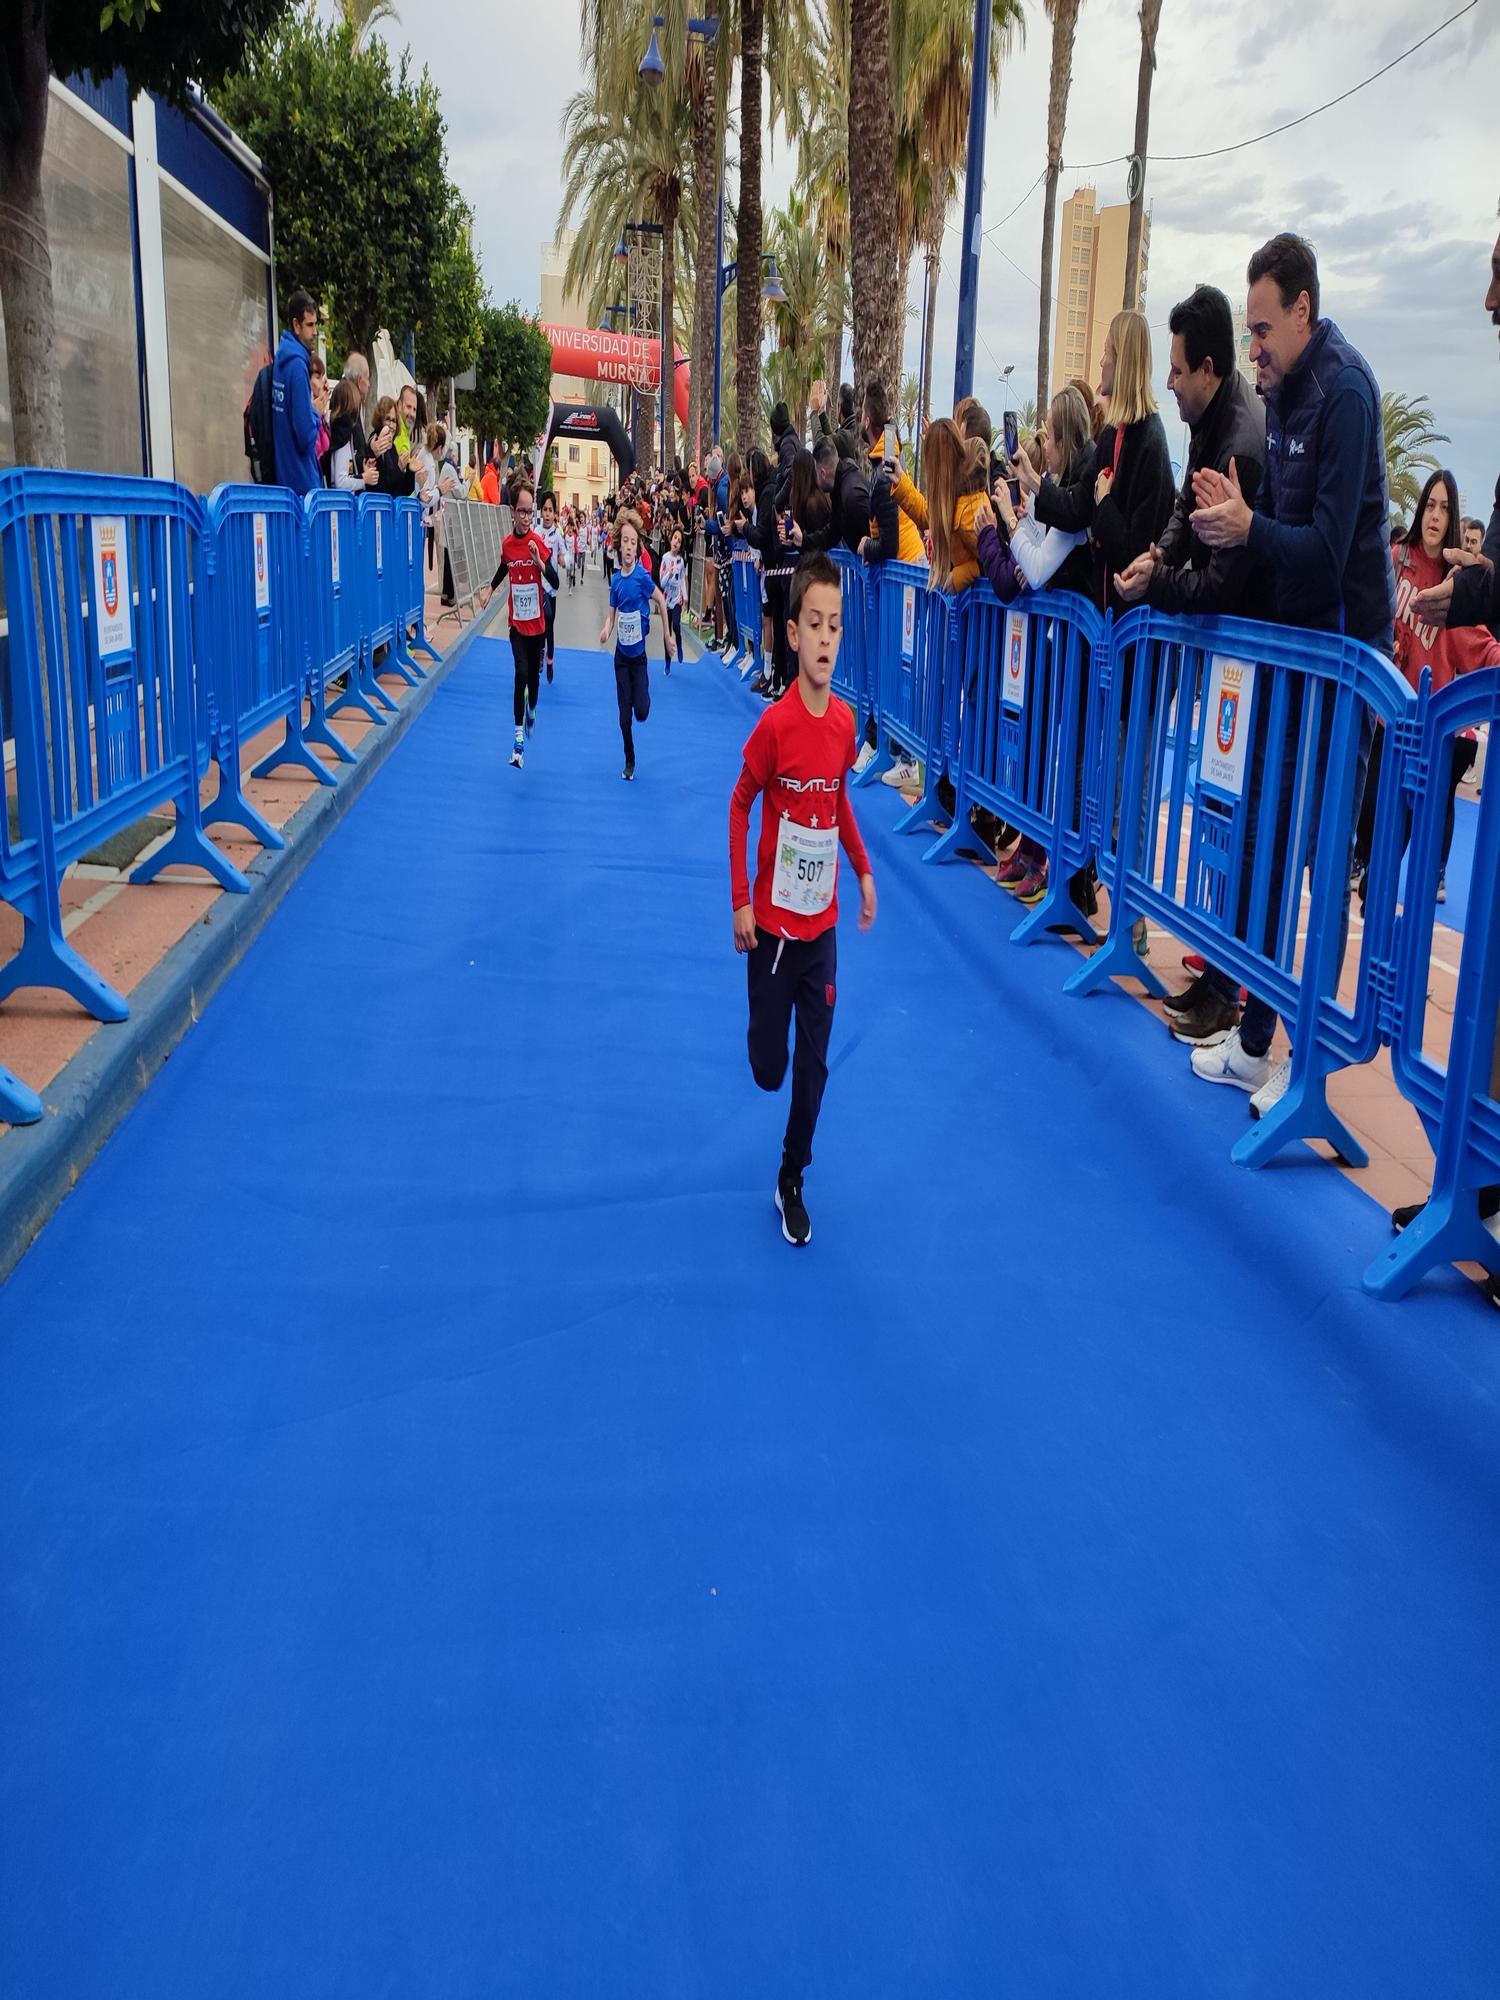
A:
244 362 276 484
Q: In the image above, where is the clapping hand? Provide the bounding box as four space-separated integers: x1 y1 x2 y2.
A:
1190 457 1252 549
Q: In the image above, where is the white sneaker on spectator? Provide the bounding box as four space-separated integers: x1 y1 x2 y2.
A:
1190 1027 1272 1094
1249 1055 1292 1120
852 740 878 777
881 756 922 790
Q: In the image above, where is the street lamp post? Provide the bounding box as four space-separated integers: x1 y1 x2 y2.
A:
953 0 992 405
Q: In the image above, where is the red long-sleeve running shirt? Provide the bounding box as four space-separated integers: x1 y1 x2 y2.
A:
729 682 872 941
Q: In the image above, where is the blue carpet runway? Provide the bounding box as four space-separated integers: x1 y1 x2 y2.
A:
1 627 1498 1997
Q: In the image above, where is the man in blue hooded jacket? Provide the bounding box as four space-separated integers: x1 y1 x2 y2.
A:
1187 233 1395 1112
271 290 322 497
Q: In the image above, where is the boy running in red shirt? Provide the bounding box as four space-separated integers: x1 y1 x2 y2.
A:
730 552 877 1245
481 479 556 769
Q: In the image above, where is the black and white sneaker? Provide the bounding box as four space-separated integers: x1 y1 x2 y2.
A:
775 1172 811 1247
622 758 636 781
1163 971 1210 1019
1169 990 1242 1048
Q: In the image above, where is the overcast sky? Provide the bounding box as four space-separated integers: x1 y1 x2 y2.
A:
396 0 1497 512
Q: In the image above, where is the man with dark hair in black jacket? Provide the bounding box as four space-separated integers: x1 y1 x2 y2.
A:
1117 283 1269 620
1116 282 1270 1049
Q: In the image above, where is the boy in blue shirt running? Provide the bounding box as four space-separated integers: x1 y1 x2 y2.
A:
599 508 674 780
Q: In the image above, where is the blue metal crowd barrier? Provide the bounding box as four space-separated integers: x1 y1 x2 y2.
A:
925 582 1106 945
0 467 247 1024
1 470 431 1050
1369 666 1500 1298
295 491 364 752
831 547 1499 1299
358 494 412 706
1066 609 1411 1171
727 547 762 678
193 483 311 849
1 1065 43 1125
853 561 958 844
828 550 872 727
392 497 442 679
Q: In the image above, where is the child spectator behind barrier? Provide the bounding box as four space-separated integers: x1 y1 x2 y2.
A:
893 418 988 592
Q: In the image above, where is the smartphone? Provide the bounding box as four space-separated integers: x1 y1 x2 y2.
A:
882 423 898 463
1003 410 1019 463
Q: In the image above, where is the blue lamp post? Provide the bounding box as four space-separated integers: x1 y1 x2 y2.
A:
953 0 992 404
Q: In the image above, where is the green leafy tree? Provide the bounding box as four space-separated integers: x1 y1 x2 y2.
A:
214 15 452 365
414 192 483 386
0 0 291 466
1382 390 1449 530
458 302 553 457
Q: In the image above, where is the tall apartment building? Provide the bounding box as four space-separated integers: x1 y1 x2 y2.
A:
1050 187 1149 401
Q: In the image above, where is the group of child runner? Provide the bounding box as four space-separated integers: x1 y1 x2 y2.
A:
487 488 874 1245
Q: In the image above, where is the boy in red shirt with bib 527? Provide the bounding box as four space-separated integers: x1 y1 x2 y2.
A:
730 552 876 1246
480 478 557 770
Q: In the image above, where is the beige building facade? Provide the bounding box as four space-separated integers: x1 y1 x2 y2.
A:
1051 188 1150 401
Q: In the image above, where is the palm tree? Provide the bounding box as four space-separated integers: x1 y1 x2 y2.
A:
782 13 850 397
1382 391 1449 530
734 0 766 454
1123 1 1163 309
336 0 399 51
1037 0 1084 411
848 0 903 403
1017 395 1039 433
900 371 920 440
686 25 723 463
559 41 694 478
767 194 834 440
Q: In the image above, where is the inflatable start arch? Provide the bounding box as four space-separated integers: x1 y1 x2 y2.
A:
542 321 690 428
547 403 636 481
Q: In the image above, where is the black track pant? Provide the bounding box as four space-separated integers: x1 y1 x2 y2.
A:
746 924 836 1176
511 630 543 727
543 592 557 665
615 650 650 760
